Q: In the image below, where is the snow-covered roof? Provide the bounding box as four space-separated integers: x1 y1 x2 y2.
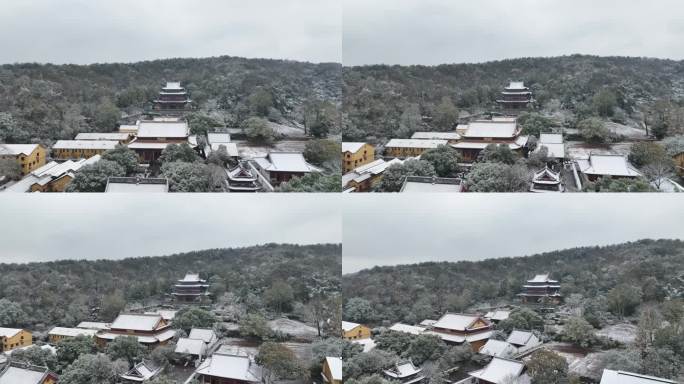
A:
164 82 183 90
420 320 437 327
485 310 511 322
384 361 422 379
425 329 494 344
479 339 516 358
0 365 50 384
532 167 561 183
469 357 528 384
48 327 97 338
401 177 463 193
576 154 641 177
539 133 563 144
110 314 164 332
127 142 171 150
432 313 487 331
120 361 162 382
75 132 131 141
207 133 231 144
144 310 177 321
537 143 565 158
385 139 448 149
53 140 118 150
136 121 189 138
195 353 262 382
255 152 322 173
188 329 218 344
342 321 361 332
105 177 169 193
326 357 342 381
76 322 110 330
507 81 527 90
389 323 426 335
180 273 204 282
0 328 22 338
461 121 519 139
600 370 676 384
411 132 461 140
342 142 367 153
352 338 376 352
175 338 208 356
207 143 239 157
527 274 557 283
507 331 535 346
342 158 404 187
0 144 40 156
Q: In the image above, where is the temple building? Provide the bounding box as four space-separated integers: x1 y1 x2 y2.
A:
342 321 371 340
384 139 448 158
576 154 641 182
226 163 261 192
52 140 117 160
478 339 518 359
496 81 533 111
2 155 101 193
253 152 321 186
518 273 562 305
506 330 542 354
172 273 210 303
530 167 563 193
120 360 163 383
383 361 425 384
535 133 565 161
127 118 193 163
342 142 375 174
467 357 529 384
342 158 405 193
48 327 98 344
451 118 528 162
205 133 239 159
0 144 46 176
0 328 32 353
0 362 58 384
322 357 342 384
95 313 175 348
152 82 192 115
423 313 493 351
190 350 263 384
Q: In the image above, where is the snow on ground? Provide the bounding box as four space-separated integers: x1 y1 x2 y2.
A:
596 323 638 344
566 141 632 159
541 343 605 380
281 342 314 361
269 122 306 138
237 140 308 159
605 122 648 140
268 318 318 340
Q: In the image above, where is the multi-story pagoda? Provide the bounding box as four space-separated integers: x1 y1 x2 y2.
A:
497 81 533 111
152 82 192 114
172 273 210 303
518 273 562 305
227 162 261 192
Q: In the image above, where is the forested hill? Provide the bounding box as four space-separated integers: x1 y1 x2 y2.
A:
343 55 684 140
0 243 341 327
342 239 684 324
0 55 342 142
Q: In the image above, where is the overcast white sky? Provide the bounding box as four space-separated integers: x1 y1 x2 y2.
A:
0 0 341 65
343 0 684 66
0 194 341 264
343 195 684 274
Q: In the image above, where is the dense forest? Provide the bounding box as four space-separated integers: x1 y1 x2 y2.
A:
343 55 684 141
343 239 684 325
0 243 341 329
0 56 341 143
